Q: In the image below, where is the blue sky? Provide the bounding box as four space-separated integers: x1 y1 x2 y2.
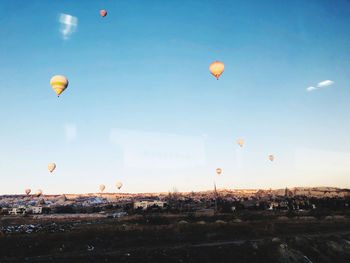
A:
1 0 350 194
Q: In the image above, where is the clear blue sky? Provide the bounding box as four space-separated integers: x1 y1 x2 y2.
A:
1 0 350 194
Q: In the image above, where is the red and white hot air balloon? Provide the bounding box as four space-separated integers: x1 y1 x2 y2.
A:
25 189 31 195
100 9 107 17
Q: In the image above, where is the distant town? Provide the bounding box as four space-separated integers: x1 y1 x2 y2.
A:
1 187 349 217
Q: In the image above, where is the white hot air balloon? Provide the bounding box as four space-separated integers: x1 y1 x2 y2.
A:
48 163 56 173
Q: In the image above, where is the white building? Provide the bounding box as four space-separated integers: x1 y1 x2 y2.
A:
8 207 26 215
134 200 166 210
31 206 43 214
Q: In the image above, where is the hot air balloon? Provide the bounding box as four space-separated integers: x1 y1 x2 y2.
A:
216 168 222 175
100 9 107 17
25 189 31 195
35 189 42 197
116 182 123 190
238 139 244 147
99 184 105 192
209 61 224 80
269 155 274 162
48 163 56 173
50 75 68 97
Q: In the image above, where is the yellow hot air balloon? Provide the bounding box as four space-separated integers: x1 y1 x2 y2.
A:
116 182 123 190
269 155 274 162
99 184 105 192
209 61 224 80
216 168 222 175
50 75 68 97
35 189 42 197
238 139 244 147
48 163 56 173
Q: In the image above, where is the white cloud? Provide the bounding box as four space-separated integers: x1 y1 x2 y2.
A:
59 14 78 40
317 80 334 88
64 124 77 142
306 86 317 92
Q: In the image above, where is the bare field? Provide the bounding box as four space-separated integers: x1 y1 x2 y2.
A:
1 212 350 262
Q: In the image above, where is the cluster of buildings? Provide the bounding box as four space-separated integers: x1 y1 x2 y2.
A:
0 187 349 216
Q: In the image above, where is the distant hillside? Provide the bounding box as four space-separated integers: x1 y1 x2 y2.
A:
1 187 350 199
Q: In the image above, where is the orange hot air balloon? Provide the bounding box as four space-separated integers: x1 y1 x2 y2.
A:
99 184 105 192
216 168 222 175
269 155 274 162
238 139 244 147
209 61 224 80
100 9 107 17
25 189 31 195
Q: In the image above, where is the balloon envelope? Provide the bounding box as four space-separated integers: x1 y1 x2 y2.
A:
100 10 107 17
216 168 222 175
48 163 56 173
116 182 123 190
209 61 224 80
50 75 68 97
25 189 31 195
35 189 42 197
269 155 274 162
99 184 105 192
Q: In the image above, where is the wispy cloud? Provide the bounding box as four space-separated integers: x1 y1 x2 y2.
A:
64 123 77 142
59 13 78 40
317 80 334 88
306 86 317 92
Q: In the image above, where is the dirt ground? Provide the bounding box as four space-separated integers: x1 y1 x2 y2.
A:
1 213 350 262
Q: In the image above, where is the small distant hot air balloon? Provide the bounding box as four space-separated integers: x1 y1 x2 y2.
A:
100 9 107 17
48 163 56 173
209 61 224 80
116 182 123 190
216 168 222 175
99 184 105 192
238 139 244 147
50 75 68 97
25 189 31 195
35 189 42 197
269 155 274 162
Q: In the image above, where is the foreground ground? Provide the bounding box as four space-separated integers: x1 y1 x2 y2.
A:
1 211 350 262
